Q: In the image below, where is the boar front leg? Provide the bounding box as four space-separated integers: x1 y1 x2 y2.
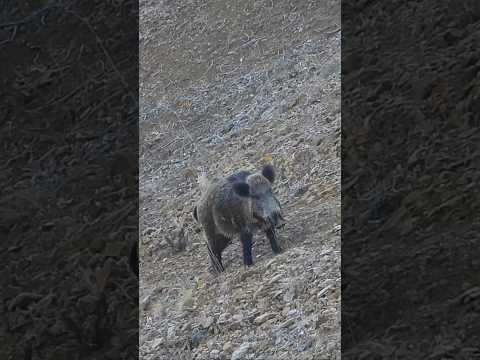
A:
240 230 253 267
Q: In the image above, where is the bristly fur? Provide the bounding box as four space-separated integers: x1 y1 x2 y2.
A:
232 182 250 197
198 170 210 193
261 164 275 184
246 173 271 195
227 170 252 183
194 165 284 273
194 170 215 223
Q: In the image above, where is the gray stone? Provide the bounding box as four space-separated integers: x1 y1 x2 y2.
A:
210 349 221 359
232 313 243 322
223 341 233 352
231 342 252 360
218 313 229 324
191 327 208 347
253 312 275 325
201 316 215 329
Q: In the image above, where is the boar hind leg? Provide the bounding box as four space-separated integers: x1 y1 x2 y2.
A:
240 231 254 267
265 227 282 254
207 234 231 273
207 243 224 273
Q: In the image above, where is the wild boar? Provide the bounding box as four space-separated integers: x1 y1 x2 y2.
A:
193 164 285 272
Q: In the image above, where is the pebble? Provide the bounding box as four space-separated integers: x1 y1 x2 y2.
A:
143 227 156 235
202 316 215 329
297 336 315 352
148 337 163 350
268 273 283 285
223 341 233 352
254 313 275 325
231 342 252 360
278 318 295 328
293 185 308 197
294 137 305 147
183 167 197 179
313 135 324 146
283 285 297 302
218 313 229 324
180 289 194 309
191 327 208 346
232 313 243 322
265 258 277 268
288 309 299 317
166 325 176 340
210 349 221 359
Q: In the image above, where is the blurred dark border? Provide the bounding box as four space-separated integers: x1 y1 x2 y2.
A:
1 1 139 358
342 0 480 358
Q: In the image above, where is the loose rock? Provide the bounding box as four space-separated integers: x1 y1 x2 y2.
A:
254 313 276 325
231 342 252 360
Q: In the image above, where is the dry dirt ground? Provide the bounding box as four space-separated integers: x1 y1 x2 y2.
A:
139 0 340 359
341 1 480 358
1 2 138 359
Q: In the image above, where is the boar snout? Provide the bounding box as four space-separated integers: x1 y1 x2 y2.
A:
267 211 285 229
273 211 286 229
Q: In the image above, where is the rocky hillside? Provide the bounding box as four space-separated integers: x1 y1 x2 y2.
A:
139 0 340 359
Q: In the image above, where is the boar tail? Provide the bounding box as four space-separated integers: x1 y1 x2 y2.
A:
198 169 210 194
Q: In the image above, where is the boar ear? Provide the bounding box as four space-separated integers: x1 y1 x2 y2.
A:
261 164 275 184
232 182 250 197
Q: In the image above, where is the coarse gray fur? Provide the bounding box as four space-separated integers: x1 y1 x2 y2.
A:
193 164 285 272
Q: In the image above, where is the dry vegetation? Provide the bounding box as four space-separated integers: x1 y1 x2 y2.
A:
140 0 340 359
1 1 138 359
342 0 480 358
